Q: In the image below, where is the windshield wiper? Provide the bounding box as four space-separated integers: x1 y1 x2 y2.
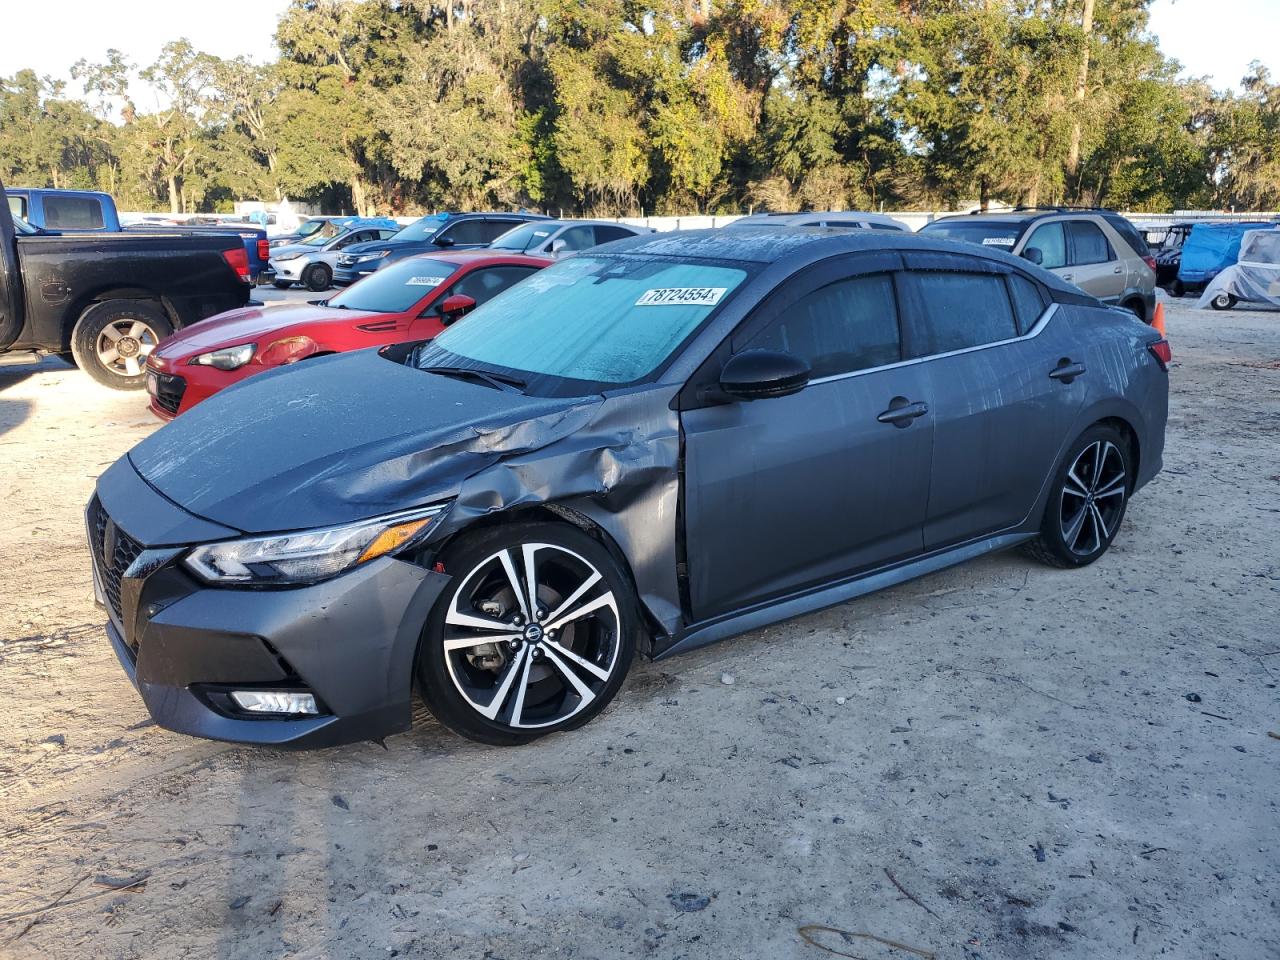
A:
422 365 527 393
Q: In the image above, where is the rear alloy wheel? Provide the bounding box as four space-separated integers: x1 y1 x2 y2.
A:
1024 425 1132 568
71 299 173 390
1210 292 1237 311
303 262 332 292
418 523 636 745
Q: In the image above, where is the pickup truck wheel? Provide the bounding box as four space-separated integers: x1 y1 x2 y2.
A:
71 300 173 390
303 263 332 292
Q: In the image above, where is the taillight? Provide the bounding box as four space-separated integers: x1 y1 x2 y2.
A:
222 247 251 282
1142 255 1157 273
1148 339 1171 371
257 239 270 262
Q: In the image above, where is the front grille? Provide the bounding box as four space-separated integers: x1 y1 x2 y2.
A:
151 371 186 415
88 496 144 635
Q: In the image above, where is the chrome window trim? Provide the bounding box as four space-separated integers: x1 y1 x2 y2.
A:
806 302 1060 387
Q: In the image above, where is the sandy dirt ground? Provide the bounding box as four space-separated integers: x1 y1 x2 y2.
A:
0 294 1276 960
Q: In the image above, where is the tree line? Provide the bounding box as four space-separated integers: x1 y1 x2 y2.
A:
2 0 1278 217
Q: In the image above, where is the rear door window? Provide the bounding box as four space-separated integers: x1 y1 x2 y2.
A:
43 195 105 230
438 219 497 245
593 224 636 244
1067 221 1114 265
902 271 1018 357
746 273 901 379
1024 223 1067 269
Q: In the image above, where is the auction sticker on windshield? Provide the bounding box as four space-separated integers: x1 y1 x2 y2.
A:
406 276 446 286
635 287 728 307
981 237 1015 246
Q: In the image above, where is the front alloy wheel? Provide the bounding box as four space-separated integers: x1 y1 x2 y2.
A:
1025 425 1132 568
418 523 636 744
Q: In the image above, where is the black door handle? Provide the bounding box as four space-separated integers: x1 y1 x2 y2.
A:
1049 360 1087 383
877 397 929 428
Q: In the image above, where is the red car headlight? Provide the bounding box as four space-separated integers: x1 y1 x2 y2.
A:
259 335 319 366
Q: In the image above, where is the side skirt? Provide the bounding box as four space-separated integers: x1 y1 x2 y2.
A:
654 531 1035 661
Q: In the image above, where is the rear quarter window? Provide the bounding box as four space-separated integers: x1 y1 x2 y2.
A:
1007 274 1048 334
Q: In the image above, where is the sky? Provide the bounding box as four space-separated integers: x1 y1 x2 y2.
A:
0 0 1275 97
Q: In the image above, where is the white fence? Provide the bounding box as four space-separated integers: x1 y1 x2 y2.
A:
121 208 1280 235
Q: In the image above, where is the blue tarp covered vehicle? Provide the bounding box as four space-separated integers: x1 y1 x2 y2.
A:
1177 222 1276 292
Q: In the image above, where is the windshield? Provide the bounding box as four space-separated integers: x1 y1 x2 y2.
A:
391 214 450 243
329 258 459 313
416 255 749 391
491 222 555 252
919 220 1024 249
297 219 329 238
11 213 38 235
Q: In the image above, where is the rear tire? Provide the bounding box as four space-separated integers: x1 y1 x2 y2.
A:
1023 424 1132 569
1209 292 1237 311
416 522 638 745
70 300 173 390
304 262 332 292
1122 298 1146 323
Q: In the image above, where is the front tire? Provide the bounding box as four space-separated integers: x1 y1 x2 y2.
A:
272 280 293 290
417 522 638 745
303 262 332 292
1024 425 1132 568
1210 292 1237 311
70 300 173 390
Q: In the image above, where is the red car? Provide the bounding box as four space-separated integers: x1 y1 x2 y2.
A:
145 251 549 419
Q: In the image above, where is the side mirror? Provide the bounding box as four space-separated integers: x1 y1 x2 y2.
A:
438 293 476 325
718 349 810 402
434 235 455 248
1022 247 1044 266
549 238 567 255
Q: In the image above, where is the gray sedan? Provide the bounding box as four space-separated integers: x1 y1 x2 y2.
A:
89 229 1168 747
487 219 654 258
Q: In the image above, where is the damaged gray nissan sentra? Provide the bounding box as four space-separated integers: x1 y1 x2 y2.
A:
87 229 1169 747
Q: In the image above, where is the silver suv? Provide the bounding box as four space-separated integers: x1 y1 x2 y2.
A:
919 208 1157 322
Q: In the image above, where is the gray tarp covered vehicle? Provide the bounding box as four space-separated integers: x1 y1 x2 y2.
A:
1196 227 1280 310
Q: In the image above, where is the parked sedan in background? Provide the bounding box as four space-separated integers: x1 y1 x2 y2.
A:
487 219 654 258
919 207 1157 322
99 228 1167 748
726 210 911 231
334 211 551 285
146 252 549 418
269 223 401 291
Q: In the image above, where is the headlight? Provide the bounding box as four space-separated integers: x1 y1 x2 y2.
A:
357 251 391 262
189 343 256 370
273 252 301 262
184 505 447 586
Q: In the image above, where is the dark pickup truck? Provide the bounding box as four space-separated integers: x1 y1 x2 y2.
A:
0 181 251 389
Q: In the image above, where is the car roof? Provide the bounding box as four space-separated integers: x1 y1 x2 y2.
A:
598 226 1089 296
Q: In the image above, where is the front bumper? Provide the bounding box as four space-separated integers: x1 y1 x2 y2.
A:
333 260 380 286
90 459 450 748
270 258 307 282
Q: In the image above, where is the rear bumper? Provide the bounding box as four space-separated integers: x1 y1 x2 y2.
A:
91 460 450 749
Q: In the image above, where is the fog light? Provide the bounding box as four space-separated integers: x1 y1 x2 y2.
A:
230 690 319 715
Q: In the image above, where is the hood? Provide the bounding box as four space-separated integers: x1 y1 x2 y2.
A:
345 237 433 257
152 304 378 359
129 348 602 534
